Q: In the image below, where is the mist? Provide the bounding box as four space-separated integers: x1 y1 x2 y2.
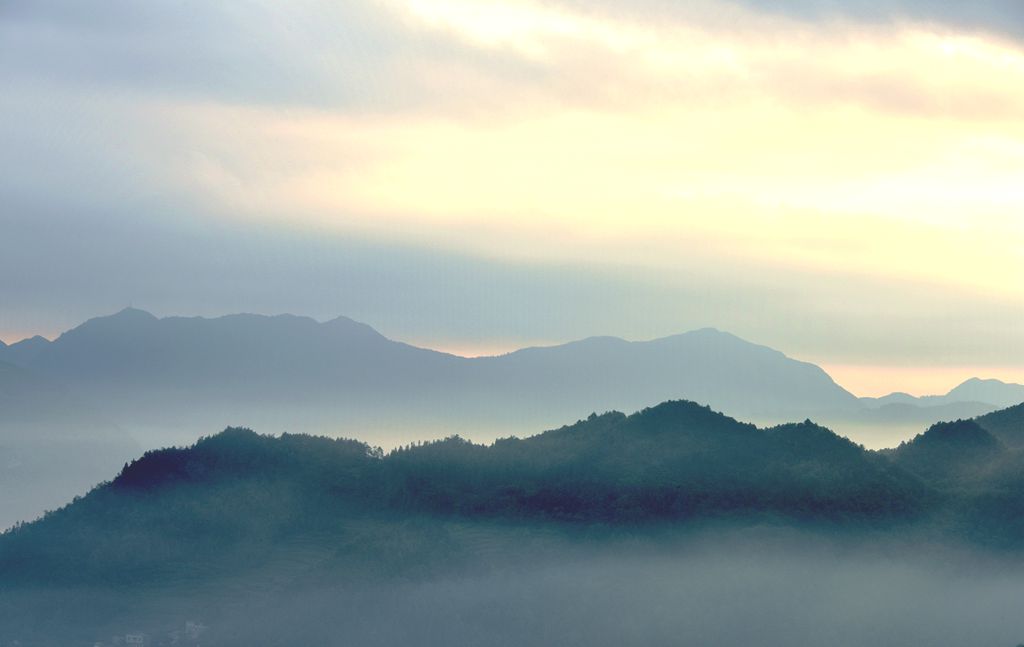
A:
7 526 1024 646
228 538 1024 647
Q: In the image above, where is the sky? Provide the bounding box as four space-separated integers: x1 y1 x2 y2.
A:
1 0 1023 396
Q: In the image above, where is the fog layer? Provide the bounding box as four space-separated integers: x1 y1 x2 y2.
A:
8 528 1024 647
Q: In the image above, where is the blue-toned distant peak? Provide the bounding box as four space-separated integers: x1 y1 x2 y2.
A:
113 306 158 320
946 377 1024 407
0 334 54 367
91 306 159 325
650 327 785 355
668 326 738 337
56 308 389 342
8 335 52 348
57 307 159 338
0 308 415 386
651 326 849 379
323 314 388 340
517 327 778 355
866 377 1024 410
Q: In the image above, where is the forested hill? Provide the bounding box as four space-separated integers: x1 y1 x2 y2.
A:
976 402 1024 448
8 400 1024 591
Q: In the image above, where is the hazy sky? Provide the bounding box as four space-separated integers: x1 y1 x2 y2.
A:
2 0 1023 396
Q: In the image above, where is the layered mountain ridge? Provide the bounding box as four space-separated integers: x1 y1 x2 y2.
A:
0 309 862 442
5 309 1017 447
2 309 1020 532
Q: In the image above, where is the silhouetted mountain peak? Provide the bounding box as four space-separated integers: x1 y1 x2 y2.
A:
115 306 158 319
947 377 1024 406
654 327 757 347
682 326 732 339
58 307 159 339
323 314 387 340
865 377 1024 413
0 335 53 367
9 335 50 348
960 377 997 387
877 392 917 402
96 307 159 327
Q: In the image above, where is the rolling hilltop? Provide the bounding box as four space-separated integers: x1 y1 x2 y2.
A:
5 400 1024 577
3 399 1024 644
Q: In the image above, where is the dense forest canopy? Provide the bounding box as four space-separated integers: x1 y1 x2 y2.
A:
2 399 1024 645
5 399 1024 587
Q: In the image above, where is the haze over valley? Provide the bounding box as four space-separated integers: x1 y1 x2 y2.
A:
3 0 1024 644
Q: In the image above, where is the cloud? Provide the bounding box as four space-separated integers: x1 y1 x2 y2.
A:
0 0 551 117
553 0 1024 41
732 0 1024 39
1 0 1022 393
0 1 393 108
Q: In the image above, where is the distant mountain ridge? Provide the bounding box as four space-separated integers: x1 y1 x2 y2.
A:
4 309 1020 455
862 377 1024 410
0 309 862 444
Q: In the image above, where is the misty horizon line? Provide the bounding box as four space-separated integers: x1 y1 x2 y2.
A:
2 306 1021 401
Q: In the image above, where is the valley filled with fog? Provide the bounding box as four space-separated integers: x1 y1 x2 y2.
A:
5 0 1024 644
6 525 1024 646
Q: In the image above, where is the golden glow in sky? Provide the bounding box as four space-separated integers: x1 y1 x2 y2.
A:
184 0 1024 302
4 0 1022 396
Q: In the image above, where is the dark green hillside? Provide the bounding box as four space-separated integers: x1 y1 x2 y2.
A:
976 402 1024 448
886 415 1024 548
1 430 383 585
891 420 1004 486
7 401 1024 644
382 406 924 522
1 401 932 589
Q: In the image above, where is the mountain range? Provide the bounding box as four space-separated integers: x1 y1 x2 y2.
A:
0 308 860 442
3 398 1024 644
1 308 1019 443
1 308 1021 530
861 377 1024 410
